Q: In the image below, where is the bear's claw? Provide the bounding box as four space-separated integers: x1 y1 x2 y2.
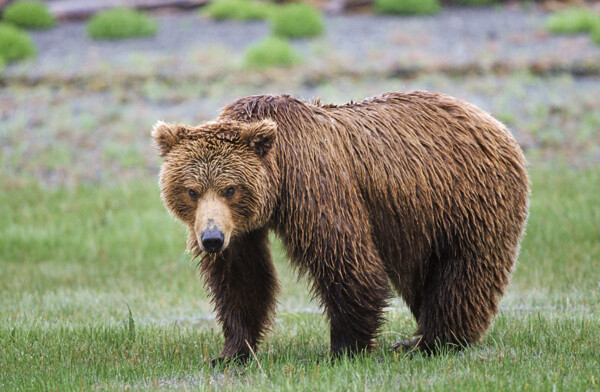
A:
207 354 249 367
391 338 420 352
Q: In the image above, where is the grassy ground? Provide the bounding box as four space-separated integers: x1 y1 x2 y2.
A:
1 167 598 391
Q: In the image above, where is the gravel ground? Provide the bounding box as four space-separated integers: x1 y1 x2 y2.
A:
4 6 600 80
1 5 600 187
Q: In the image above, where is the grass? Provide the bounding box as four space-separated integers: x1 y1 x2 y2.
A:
271 3 324 39
0 22 36 62
86 8 158 40
203 0 276 21
374 0 441 15
245 36 302 68
2 0 56 29
1 167 599 390
515 168 600 295
546 7 600 35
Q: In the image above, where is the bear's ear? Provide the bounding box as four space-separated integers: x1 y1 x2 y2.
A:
152 121 184 157
240 119 277 157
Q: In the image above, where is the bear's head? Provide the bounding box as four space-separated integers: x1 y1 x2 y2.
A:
152 119 278 255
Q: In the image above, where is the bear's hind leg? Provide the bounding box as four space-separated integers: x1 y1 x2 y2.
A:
412 253 510 354
200 229 279 362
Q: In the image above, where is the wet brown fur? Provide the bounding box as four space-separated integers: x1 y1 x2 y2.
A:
153 92 529 359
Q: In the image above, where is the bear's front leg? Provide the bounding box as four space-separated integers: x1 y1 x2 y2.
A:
308 240 389 357
200 229 279 362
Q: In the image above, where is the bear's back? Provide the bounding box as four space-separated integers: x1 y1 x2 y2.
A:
220 92 528 239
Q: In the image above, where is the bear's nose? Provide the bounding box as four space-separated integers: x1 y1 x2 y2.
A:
201 230 225 253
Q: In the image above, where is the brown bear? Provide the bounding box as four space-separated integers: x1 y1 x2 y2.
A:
152 91 529 361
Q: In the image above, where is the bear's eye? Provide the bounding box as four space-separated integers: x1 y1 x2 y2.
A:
224 187 236 198
188 189 199 200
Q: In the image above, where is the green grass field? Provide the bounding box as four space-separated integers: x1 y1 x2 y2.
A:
1 167 598 391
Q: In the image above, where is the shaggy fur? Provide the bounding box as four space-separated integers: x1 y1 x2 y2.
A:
153 92 529 360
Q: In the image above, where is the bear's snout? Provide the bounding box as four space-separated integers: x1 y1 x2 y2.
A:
201 229 225 253
193 192 234 254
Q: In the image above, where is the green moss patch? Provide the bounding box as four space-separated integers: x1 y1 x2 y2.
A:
86 8 158 40
245 36 301 68
2 0 56 30
546 7 600 35
375 0 441 15
0 23 36 63
203 0 275 21
271 3 324 39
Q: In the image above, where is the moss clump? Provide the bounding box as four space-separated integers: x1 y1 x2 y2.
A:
2 0 56 29
203 0 275 20
374 0 441 15
271 3 324 38
0 23 36 63
546 7 600 35
244 36 301 68
86 8 158 40
454 0 495 5
591 21 600 45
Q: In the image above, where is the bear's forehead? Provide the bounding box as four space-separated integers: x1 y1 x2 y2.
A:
173 145 233 170
176 123 254 153
172 158 241 188
182 121 247 144
169 140 259 182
